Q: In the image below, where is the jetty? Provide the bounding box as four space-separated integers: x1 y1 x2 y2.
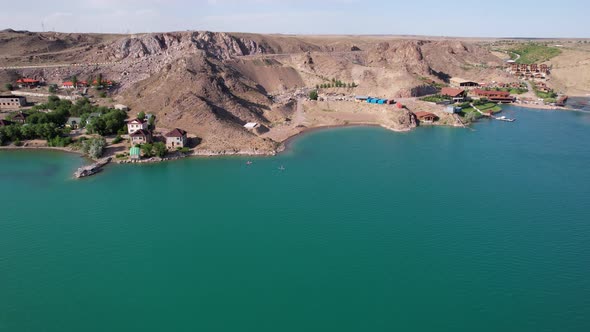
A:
74 157 111 179
470 103 515 122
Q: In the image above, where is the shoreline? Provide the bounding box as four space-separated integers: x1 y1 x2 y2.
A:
279 123 416 153
1 103 586 175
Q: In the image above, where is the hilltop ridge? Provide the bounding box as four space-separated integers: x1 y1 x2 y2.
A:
0 30 521 153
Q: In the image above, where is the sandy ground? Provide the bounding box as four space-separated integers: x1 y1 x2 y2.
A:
548 47 590 96
262 98 460 143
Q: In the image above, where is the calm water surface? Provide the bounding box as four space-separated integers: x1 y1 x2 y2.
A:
1 106 589 331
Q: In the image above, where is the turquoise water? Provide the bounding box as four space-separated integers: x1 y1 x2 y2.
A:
1 106 590 331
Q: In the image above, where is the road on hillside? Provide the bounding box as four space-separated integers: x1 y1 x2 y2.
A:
0 60 136 71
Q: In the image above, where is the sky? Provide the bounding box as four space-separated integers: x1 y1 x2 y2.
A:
1 0 588 38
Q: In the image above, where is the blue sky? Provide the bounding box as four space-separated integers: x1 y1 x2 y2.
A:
1 0 588 37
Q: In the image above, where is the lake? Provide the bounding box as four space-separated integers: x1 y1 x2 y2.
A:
1 106 589 331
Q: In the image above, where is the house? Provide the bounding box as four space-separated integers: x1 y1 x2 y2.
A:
540 64 549 74
11 112 28 124
0 119 14 126
386 99 396 105
16 78 40 88
92 79 113 88
415 111 439 123
473 89 515 103
66 117 82 129
62 81 88 89
130 146 141 160
0 96 26 109
126 118 148 134
450 77 479 88
396 102 404 109
244 122 259 130
129 129 153 145
164 128 188 149
440 87 467 103
86 112 101 125
445 105 461 114
355 96 369 102
114 104 129 112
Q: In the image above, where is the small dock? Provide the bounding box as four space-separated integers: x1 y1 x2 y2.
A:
470 103 515 122
556 95 569 107
74 157 111 179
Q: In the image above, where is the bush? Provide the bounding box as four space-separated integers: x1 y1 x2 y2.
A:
112 135 123 144
47 136 72 147
98 91 107 98
48 85 57 94
4 83 14 91
141 143 153 158
179 147 191 154
309 90 318 101
153 142 167 158
81 137 106 159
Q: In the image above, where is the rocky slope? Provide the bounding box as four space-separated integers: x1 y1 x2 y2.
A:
0 30 508 153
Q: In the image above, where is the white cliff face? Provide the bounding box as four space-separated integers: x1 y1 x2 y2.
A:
107 31 268 62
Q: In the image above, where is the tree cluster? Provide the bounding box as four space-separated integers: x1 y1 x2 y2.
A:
316 79 357 89
80 137 107 159
140 142 167 158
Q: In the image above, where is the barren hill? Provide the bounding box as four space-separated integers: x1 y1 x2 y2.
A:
0 30 510 153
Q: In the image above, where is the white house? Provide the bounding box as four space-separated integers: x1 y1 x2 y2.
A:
164 128 188 149
244 122 259 130
114 104 129 112
129 129 153 145
126 118 148 134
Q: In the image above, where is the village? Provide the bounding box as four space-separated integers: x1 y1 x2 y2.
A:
0 56 570 173
0 76 194 166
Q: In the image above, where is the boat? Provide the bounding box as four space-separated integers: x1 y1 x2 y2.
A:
246 161 252 165
495 116 516 122
74 157 112 179
278 166 285 171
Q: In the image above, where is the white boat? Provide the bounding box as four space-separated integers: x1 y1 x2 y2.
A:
496 116 516 122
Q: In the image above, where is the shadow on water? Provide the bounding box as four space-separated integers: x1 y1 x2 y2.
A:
566 97 590 112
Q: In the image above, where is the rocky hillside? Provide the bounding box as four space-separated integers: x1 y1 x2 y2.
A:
0 30 508 152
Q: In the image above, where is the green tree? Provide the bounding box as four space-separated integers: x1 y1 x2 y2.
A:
463 112 478 123
309 90 319 101
81 137 106 159
141 143 154 158
71 75 78 88
95 73 103 87
4 83 13 91
48 84 57 94
112 135 123 144
137 111 146 120
153 142 167 158
148 116 156 130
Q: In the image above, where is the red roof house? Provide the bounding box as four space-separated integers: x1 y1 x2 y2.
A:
440 87 467 102
414 111 439 123
164 128 188 149
16 78 40 88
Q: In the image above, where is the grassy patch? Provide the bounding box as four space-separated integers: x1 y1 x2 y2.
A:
461 103 502 116
509 88 528 95
420 94 450 103
509 43 561 64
